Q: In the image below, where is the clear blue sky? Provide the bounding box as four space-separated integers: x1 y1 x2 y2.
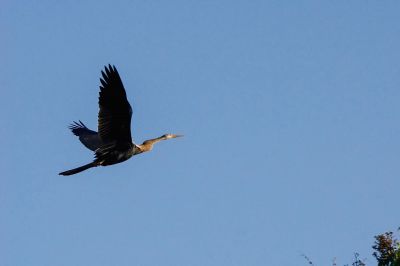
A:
2 1 400 265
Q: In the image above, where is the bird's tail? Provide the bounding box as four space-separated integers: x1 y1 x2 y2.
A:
59 162 98 176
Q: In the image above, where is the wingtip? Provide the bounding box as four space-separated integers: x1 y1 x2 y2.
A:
102 64 118 75
106 63 116 69
68 120 88 135
78 120 86 127
68 121 79 129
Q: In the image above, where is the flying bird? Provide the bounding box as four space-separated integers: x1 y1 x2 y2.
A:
59 65 182 175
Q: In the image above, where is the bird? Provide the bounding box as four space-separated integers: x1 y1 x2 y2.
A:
59 65 183 176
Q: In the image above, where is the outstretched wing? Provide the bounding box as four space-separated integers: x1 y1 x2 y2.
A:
69 121 102 151
70 120 97 136
98 65 133 145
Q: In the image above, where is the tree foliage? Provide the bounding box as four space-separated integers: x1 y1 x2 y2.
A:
372 230 400 266
303 229 400 266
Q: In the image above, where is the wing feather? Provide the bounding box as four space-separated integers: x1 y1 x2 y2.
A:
69 121 102 151
98 65 133 146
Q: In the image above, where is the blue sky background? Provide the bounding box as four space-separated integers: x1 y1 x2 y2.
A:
2 1 400 265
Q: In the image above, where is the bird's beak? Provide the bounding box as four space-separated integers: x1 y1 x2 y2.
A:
173 134 184 138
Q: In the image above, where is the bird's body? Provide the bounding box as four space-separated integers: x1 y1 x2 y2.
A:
59 65 182 176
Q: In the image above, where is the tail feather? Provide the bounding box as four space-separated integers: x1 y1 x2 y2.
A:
59 162 98 176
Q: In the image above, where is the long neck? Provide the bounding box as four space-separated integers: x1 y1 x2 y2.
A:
138 136 165 152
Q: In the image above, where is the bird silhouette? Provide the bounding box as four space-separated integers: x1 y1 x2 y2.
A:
59 65 182 175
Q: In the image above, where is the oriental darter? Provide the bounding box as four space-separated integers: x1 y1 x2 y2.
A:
59 65 182 175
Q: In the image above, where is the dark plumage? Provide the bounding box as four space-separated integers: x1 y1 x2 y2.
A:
59 65 182 176
69 121 100 151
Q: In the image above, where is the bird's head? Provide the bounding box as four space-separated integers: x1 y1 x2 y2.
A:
162 133 184 140
139 133 183 152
